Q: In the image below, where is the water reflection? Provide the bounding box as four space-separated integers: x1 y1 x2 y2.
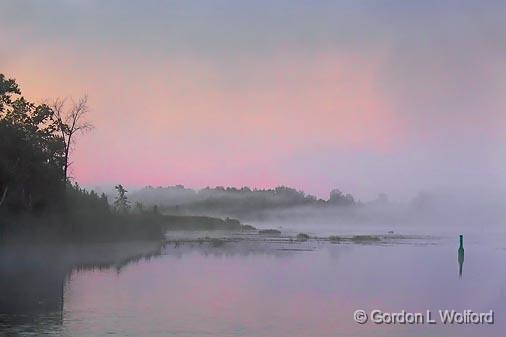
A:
0 236 504 337
0 239 304 331
0 241 163 329
0 246 66 315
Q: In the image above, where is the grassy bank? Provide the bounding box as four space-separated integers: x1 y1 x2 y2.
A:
0 211 254 244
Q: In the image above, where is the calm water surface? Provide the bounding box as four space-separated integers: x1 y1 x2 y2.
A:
1 235 505 337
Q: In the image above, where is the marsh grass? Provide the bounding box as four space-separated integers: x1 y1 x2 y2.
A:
296 233 310 241
258 229 282 235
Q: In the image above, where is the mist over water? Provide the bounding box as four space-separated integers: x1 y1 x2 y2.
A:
116 184 506 238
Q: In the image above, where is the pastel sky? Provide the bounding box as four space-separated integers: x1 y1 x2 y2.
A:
1 0 505 200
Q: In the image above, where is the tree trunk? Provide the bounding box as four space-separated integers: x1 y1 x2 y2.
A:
63 135 71 185
64 150 69 183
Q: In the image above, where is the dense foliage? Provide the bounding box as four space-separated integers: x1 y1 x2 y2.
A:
0 74 165 242
0 74 66 212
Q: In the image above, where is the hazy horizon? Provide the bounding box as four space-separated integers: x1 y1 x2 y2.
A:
2 0 506 201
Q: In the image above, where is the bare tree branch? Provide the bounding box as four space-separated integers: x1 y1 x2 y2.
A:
50 95 93 183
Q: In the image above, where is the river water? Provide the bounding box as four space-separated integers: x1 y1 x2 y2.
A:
1 234 505 337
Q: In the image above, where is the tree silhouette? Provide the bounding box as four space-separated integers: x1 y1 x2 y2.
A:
114 184 130 214
0 74 66 210
51 96 93 184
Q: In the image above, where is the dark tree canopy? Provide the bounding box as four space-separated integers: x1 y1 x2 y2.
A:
0 74 66 212
0 74 167 243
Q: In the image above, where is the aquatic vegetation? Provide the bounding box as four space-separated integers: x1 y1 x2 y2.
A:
350 235 381 243
296 233 310 240
258 229 282 235
328 235 342 243
210 238 225 247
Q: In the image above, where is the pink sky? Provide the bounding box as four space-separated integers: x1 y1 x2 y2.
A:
2 1 505 200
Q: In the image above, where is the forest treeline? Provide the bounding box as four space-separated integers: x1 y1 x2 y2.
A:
0 73 160 241
129 185 359 218
0 74 247 242
1 74 66 212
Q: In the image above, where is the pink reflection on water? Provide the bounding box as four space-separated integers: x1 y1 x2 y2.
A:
63 244 505 337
